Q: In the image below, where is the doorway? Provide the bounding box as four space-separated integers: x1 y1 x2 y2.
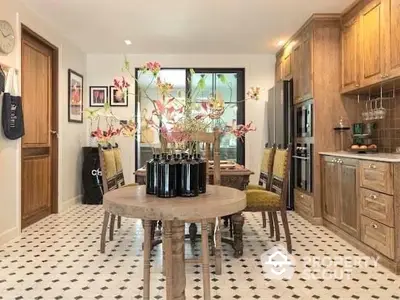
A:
21 26 59 229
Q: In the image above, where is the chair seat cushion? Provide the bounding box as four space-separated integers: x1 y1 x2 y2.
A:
246 184 265 191
245 190 280 210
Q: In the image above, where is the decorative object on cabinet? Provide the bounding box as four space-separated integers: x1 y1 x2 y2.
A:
89 86 108 107
68 69 84 123
109 86 128 107
0 20 15 54
334 116 351 152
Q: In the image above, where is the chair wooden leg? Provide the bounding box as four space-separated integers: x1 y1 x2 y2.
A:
214 218 222 275
261 212 267 228
272 212 280 241
100 211 110 254
164 221 173 300
143 220 152 300
268 212 275 238
201 220 211 300
117 215 122 229
281 210 292 253
109 214 116 241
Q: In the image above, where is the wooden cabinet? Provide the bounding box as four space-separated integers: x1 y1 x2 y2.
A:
275 58 283 82
322 156 339 225
359 0 385 86
341 16 360 91
294 188 314 219
385 0 400 78
283 52 292 79
322 156 359 238
360 187 394 227
361 215 395 259
338 158 360 238
359 160 393 194
292 44 303 103
301 29 313 100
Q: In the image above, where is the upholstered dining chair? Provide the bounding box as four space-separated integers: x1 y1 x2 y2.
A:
112 144 137 228
98 145 119 253
244 145 293 253
246 143 276 236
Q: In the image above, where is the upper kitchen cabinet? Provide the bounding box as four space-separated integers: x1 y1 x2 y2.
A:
341 16 360 92
283 52 292 79
359 0 385 87
301 28 313 101
292 43 303 103
275 56 283 82
385 0 400 79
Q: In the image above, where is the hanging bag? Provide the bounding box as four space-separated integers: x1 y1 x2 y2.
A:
2 68 25 140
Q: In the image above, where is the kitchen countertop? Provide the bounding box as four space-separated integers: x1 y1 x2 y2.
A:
319 151 400 162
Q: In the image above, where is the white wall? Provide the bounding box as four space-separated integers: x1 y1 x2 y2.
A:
87 54 275 184
0 0 86 244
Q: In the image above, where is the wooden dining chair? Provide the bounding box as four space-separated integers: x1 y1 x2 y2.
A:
244 145 293 253
98 144 119 253
246 143 276 236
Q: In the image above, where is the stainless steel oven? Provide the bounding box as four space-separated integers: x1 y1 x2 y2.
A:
293 143 313 193
295 101 313 138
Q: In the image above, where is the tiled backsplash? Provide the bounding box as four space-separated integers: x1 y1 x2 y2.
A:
342 92 400 153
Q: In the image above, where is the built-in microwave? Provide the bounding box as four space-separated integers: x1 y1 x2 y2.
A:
295 100 313 138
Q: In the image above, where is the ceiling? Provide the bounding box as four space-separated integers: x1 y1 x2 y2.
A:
20 0 353 54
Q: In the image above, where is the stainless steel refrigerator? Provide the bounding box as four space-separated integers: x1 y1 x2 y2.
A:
267 80 294 209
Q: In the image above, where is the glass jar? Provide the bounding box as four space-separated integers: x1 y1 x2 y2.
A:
146 154 159 195
157 155 177 198
179 155 199 197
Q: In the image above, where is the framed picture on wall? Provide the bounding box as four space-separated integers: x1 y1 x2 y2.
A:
89 86 108 107
110 86 128 107
68 69 84 123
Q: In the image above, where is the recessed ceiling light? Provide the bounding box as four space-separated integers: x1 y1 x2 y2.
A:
277 40 286 46
124 40 132 45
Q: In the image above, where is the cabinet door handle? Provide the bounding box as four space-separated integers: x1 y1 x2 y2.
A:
331 158 337 163
369 164 376 169
300 194 304 199
370 194 377 200
371 223 378 229
355 84 360 87
338 159 343 164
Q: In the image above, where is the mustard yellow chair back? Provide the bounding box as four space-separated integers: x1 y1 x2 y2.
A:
259 143 276 188
112 144 125 188
271 146 292 203
98 145 118 193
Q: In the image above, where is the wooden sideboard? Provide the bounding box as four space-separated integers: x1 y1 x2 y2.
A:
320 153 400 274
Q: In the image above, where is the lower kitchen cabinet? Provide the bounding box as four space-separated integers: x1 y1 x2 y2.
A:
322 156 360 238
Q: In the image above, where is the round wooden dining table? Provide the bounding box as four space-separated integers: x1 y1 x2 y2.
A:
103 185 246 300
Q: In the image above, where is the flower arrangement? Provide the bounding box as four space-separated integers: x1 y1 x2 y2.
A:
85 59 261 152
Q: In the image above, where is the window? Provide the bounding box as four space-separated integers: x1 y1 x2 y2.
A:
135 68 245 170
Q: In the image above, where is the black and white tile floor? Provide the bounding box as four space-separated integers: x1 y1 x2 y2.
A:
0 205 399 299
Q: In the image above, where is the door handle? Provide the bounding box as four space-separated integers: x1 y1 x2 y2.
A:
50 130 59 138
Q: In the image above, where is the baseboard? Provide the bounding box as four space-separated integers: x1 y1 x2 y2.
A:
311 217 323 225
0 226 19 246
60 194 82 213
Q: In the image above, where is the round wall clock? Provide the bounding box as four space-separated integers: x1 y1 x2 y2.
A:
0 20 15 55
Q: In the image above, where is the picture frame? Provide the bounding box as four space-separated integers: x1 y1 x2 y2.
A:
110 86 128 107
89 86 108 107
68 69 84 123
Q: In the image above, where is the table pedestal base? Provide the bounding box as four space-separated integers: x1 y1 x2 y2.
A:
164 220 186 300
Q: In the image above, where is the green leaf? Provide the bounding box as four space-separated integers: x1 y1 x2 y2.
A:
217 74 227 84
198 77 206 90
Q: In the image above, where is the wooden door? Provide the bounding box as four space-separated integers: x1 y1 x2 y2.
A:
385 0 400 78
302 28 313 100
322 156 339 225
360 0 385 86
341 17 360 91
292 44 302 103
21 28 58 228
338 159 360 238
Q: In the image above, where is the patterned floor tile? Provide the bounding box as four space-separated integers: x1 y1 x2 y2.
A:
0 205 399 299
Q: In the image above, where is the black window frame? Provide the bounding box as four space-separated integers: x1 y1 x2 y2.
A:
134 67 245 171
